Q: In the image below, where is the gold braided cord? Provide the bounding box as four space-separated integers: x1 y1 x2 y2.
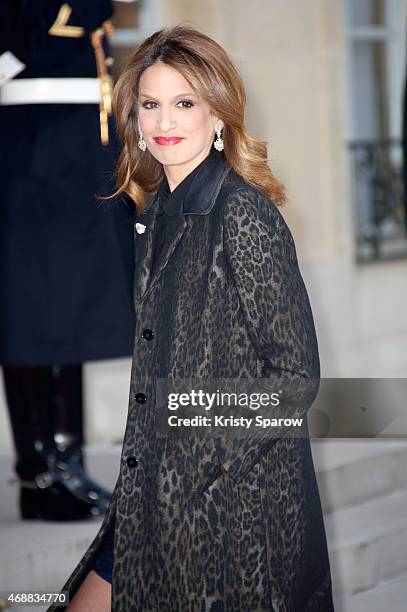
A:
90 21 114 145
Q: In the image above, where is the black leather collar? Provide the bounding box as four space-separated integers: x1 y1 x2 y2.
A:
149 148 231 217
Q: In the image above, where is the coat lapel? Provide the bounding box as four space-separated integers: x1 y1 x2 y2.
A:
133 194 160 305
140 213 189 305
136 152 231 306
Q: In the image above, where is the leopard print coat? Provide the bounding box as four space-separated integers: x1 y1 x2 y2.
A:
48 150 334 611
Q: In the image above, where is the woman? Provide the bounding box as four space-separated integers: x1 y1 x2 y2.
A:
49 24 334 612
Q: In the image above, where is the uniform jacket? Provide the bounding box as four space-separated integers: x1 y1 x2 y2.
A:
49 149 334 611
0 0 135 365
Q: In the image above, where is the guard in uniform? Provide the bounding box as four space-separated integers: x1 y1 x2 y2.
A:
0 1 135 520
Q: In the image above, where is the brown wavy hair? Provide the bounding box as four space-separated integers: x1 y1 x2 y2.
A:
110 23 286 214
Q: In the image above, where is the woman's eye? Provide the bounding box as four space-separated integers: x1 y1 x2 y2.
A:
177 99 194 108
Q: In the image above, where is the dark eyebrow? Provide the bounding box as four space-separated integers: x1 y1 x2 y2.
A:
138 92 198 100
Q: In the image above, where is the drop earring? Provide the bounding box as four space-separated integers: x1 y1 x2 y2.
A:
213 126 224 152
138 126 147 151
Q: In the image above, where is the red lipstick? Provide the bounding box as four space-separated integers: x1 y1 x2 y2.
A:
153 137 184 146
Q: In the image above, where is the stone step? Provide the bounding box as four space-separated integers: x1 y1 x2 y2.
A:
325 488 407 599
0 518 99 605
310 439 407 514
334 570 407 612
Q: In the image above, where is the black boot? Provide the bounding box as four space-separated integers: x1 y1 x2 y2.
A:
2 366 96 521
18 441 99 521
53 436 112 515
50 365 112 515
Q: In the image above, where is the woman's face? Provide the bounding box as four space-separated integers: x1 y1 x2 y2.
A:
137 62 222 177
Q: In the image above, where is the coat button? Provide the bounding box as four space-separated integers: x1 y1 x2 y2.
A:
135 392 147 404
142 328 154 341
126 456 138 468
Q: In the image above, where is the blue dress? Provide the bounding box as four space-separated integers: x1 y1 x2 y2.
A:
92 520 115 582
92 150 216 583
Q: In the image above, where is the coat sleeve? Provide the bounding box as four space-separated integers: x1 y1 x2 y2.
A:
215 185 321 484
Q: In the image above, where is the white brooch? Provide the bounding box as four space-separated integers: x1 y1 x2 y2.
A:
135 222 146 234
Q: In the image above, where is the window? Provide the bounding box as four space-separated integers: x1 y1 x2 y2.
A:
345 0 407 262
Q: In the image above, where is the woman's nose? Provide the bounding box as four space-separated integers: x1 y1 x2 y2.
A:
157 107 176 132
